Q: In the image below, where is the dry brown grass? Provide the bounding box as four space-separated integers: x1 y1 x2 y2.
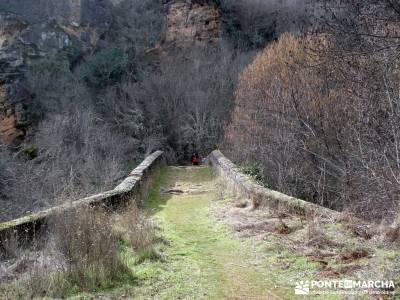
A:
50 205 128 290
382 213 400 244
0 201 158 298
383 225 400 244
275 218 291 234
338 211 377 240
306 216 342 249
234 199 249 208
0 232 18 260
7 205 131 298
337 248 369 262
116 203 160 263
213 184 400 288
339 211 400 245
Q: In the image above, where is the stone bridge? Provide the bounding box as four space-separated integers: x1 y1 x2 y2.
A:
0 150 339 253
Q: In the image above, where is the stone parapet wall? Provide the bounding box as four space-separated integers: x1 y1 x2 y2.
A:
0 151 165 245
209 150 339 218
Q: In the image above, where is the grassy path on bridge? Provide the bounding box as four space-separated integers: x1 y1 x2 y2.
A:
129 166 282 299
1 165 395 299
72 165 348 300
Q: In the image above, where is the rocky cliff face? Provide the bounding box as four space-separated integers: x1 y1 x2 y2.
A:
165 0 220 44
0 83 28 144
0 14 28 143
0 0 221 144
0 0 115 143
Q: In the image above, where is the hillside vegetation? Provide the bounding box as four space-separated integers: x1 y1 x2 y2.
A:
0 2 400 296
0 0 398 226
224 1 400 222
2 0 303 221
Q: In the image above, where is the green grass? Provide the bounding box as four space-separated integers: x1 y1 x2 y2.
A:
130 166 279 299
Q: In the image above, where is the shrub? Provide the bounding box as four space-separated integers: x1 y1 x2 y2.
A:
1 105 142 222
3 206 132 298
0 0 166 221
0 200 159 298
224 32 400 221
26 55 80 119
23 144 39 160
0 146 12 205
29 55 71 75
0 231 18 260
118 203 156 257
50 206 128 292
110 0 164 53
126 45 243 161
82 48 131 88
219 0 309 49
239 162 266 187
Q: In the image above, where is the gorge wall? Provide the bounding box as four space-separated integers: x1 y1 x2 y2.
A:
0 0 222 144
0 0 114 144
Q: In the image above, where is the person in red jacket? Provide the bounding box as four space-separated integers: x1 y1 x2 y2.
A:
191 152 200 165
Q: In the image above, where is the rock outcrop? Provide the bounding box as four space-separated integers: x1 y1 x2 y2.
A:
165 0 220 44
0 0 115 144
0 85 27 143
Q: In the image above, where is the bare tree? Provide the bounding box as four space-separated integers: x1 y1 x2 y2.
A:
224 31 400 221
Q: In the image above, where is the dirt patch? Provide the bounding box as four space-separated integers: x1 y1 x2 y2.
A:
235 200 248 208
338 264 363 274
308 256 329 267
305 234 344 249
233 220 276 232
338 248 369 262
161 187 211 195
232 218 295 236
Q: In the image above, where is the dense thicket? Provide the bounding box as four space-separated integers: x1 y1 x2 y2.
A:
219 0 309 49
224 1 400 221
126 46 245 160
